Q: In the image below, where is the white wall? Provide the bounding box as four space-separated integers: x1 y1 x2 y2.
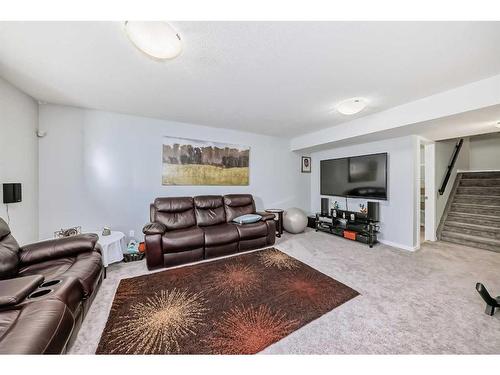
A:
38 104 310 240
0 77 38 244
310 135 418 251
469 132 500 170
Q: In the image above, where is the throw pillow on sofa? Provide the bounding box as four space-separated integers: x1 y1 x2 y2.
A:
232 214 262 224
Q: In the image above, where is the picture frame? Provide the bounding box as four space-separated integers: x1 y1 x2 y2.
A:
162 136 250 186
301 156 311 173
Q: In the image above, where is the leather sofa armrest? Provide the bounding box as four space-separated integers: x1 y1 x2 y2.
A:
0 275 44 307
256 211 276 221
20 234 99 266
143 223 166 270
143 222 167 235
144 233 163 270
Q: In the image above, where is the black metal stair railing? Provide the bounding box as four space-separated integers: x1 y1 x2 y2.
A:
438 138 464 195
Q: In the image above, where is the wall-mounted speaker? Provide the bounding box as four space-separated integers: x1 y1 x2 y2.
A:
321 197 330 216
367 201 379 222
3 183 22 204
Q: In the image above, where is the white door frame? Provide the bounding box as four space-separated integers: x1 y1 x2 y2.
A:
416 137 437 248
424 143 437 242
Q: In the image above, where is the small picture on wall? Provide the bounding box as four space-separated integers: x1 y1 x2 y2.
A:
301 156 311 173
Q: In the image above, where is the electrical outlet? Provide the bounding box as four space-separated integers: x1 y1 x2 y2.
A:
129 230 135 238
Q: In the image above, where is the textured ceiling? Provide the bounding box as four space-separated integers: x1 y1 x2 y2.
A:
1 21 500 136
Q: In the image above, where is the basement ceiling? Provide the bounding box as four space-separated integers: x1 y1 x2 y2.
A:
1 21 500 136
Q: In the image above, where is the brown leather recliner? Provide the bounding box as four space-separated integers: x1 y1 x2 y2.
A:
0 218 104 354
143 194 276 269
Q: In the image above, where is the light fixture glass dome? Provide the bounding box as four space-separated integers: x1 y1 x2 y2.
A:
124 21 182 60
335 98 368 115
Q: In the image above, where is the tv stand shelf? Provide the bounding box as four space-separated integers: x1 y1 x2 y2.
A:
315 210 379 248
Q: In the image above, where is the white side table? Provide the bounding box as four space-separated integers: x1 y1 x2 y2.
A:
88 231 125 271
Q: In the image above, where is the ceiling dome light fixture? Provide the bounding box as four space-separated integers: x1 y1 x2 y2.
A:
124 21 182 60
335 97 368 115
495 121 500 128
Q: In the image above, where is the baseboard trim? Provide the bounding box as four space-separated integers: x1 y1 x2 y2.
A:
378 239 418 252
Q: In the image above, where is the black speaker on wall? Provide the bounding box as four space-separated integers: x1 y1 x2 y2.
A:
3 183 22 204
367 201 380 222
321 197 329 216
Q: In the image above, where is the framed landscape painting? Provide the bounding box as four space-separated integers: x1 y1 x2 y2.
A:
162 137 250 185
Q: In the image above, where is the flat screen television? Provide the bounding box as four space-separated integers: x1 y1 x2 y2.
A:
320 152 388 200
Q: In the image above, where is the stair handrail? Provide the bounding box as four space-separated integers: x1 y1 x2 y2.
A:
438 138 464 195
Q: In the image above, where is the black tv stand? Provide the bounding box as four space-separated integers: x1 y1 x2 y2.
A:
315 210 379 248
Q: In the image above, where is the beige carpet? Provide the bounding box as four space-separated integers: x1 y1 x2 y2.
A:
69 229 500 354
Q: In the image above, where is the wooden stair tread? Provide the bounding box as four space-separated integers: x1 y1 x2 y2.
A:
451 202 500 208
447 211 500 221
461 178 500 182
445 221 500 232
441 231 500 246
461 172 500 179
453 194 500 200
440 236 500 253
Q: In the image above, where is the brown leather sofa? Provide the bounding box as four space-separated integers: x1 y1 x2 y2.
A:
143 194 276 269
0 218 103 354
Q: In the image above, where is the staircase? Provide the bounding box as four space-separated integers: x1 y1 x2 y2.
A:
439 171 500 253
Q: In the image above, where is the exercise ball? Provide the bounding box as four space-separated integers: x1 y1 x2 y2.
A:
283 208 308 234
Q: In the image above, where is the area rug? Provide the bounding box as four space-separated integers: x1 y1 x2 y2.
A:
96 248 359 354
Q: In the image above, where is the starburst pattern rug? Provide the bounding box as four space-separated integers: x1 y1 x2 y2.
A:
96 248 359 354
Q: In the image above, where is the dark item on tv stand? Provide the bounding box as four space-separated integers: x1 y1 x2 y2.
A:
367 201 380 222
476 283 499 316
321 198 329 216
307 215 316 229
265 209 284 238
3 183 22 203
315 209 380 248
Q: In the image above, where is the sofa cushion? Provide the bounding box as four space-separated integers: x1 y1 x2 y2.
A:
60 252 103 297
18 251 102 298
0 218 20 280
194 195 226 226
202 223 239 246
163 248 204 268
232 221 268 240
223 194 256 222
19 257 75 280
153 197 196 230
19 234 99 266
0 299 74 354
162 226 205 253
